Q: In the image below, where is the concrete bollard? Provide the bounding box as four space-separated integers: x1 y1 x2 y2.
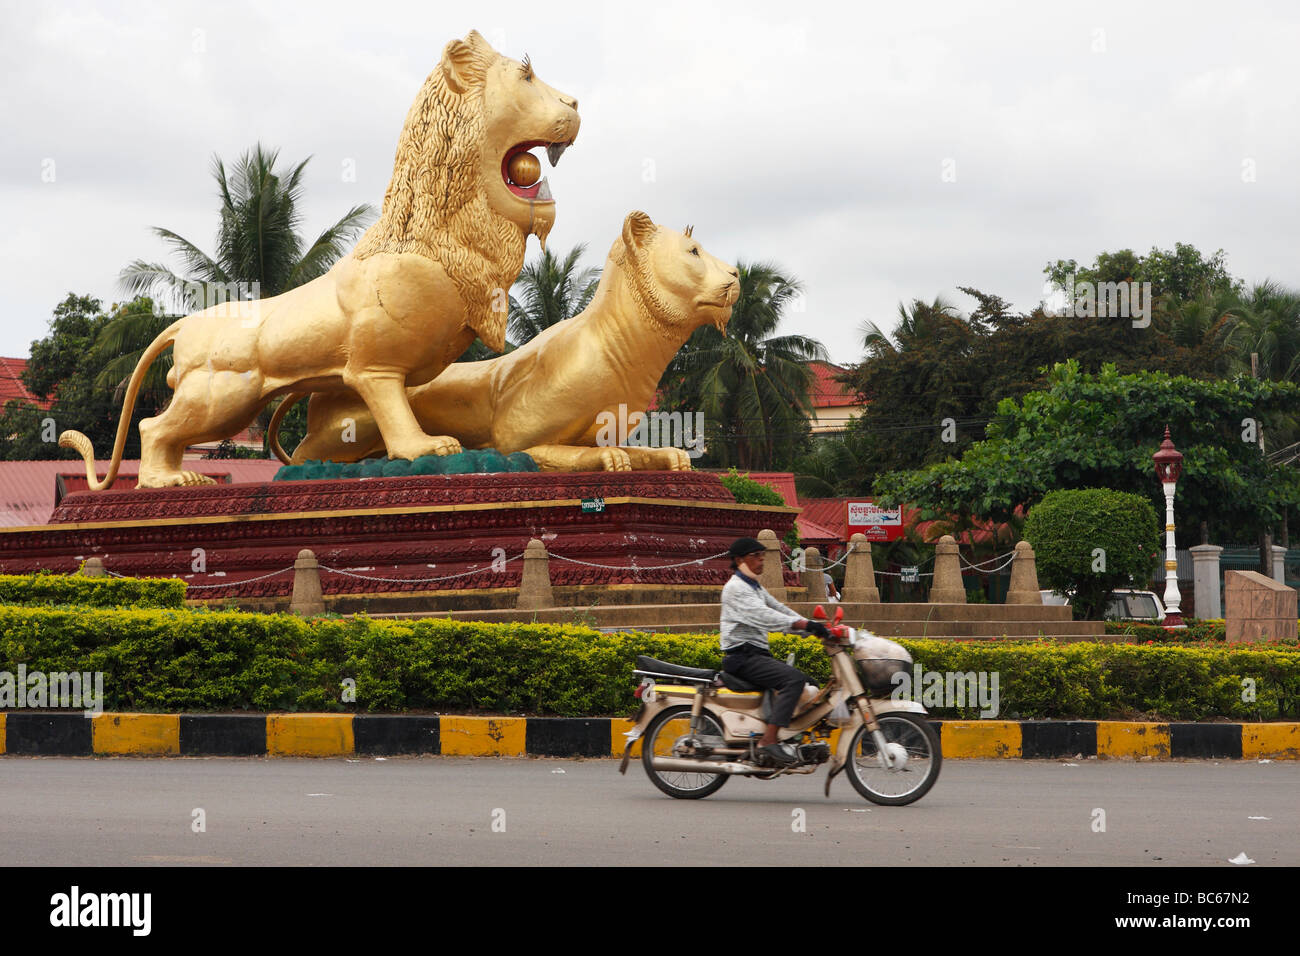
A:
1190 544 1223 618
757 529 787 601
517 538 555 610
290 548 325 617
80 557 106 578
1272 545 1288 584
1005 541 1043 604
840 534 881 603
802 546 828 603
928 535 967 604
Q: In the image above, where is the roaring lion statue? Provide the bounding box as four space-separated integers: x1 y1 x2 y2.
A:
60 30 579 489
270 211 738 471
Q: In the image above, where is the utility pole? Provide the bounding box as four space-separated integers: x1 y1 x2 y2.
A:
1251 352 1273 575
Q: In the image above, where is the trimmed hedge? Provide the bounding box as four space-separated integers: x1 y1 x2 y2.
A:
1 604 1298 720
1104 619 1300 643
0 573 186 609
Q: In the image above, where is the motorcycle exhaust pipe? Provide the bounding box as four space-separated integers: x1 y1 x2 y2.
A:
651 757 759 775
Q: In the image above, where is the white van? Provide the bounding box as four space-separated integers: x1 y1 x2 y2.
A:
1039 589 1166 622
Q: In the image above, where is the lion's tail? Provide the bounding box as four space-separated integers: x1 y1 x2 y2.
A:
58 318 185 491
267 392 308 465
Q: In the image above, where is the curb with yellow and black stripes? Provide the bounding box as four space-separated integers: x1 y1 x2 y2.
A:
1 713 1298 759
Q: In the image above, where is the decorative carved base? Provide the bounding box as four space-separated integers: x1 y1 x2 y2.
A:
0 472 798 600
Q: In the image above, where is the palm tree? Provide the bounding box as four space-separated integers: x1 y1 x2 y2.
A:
95 144 375 447
506 244 600 346
1221 281 1300 383
117 143 373 308
859 295 966 356
1160 288 1238 372
660 261 828 470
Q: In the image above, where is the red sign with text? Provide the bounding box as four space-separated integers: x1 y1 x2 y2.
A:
846 500 905 542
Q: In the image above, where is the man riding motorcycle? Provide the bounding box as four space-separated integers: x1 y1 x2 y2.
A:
721 537 831 768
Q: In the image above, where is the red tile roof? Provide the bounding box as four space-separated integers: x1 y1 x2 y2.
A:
0 357 51 410
809 361 858 409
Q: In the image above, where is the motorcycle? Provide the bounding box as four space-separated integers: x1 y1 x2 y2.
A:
618 606 941 805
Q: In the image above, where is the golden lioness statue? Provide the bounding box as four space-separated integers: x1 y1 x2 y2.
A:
269 211 738 470
60 30 579 489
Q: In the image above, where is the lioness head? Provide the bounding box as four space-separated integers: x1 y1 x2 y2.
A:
612 211 740 338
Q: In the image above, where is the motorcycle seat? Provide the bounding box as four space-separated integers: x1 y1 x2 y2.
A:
633 656 763 693
635 656 717 681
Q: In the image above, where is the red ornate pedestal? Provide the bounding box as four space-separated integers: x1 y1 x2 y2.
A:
0 472 798 599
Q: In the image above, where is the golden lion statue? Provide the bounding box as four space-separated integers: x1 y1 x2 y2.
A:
269 211 738 471
60 30 579 489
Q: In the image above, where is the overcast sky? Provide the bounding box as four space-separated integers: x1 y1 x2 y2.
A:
2 0 1298 366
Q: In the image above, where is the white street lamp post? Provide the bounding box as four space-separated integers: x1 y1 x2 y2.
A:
1152 426 1186 628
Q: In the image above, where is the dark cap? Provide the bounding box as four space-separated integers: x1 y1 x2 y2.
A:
728 537 765 559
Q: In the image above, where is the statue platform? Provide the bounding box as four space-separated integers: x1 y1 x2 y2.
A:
0 471 798 604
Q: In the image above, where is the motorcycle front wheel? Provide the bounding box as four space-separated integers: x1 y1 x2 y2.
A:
845 713 942 806
641 705 730 799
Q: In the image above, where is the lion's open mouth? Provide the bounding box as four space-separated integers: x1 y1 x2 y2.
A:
501 140 572 202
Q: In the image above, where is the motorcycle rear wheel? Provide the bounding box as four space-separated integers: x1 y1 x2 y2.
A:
845 713 941 806
641 705 730 799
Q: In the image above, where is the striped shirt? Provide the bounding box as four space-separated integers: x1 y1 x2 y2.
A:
719 571 802 652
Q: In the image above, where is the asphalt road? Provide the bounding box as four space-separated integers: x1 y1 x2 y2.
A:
0 756 1294 866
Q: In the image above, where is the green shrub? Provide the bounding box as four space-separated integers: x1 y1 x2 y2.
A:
718 468 800 551
0 573 186 609
1023 488 1160 621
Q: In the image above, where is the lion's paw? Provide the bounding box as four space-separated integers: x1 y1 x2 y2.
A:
598 448 633 472
142 470 218 488
391 435 463 459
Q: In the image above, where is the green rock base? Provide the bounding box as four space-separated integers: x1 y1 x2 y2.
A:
273 449 537 481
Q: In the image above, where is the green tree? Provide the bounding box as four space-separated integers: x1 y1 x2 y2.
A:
838 276 1230 496
1044 242 1242 305
872 361 1300 545
844 294 986 483
1023 489 1161 621
659 262 827 470
0 295 158 461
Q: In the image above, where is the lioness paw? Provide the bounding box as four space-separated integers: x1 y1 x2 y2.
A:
598 448 632 472
663 448 692 471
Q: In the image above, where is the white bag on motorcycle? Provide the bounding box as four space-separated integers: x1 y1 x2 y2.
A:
852 631 912 695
